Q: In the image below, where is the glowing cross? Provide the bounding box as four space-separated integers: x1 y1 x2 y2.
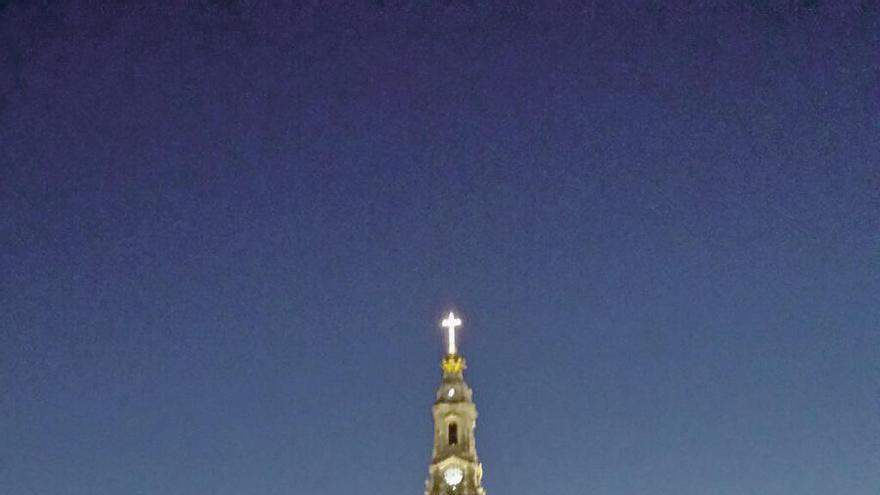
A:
441 311 462 355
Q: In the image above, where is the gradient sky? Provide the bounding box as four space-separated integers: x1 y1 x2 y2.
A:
2 2 879 495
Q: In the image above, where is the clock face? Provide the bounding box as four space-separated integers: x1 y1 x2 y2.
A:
447 387 455 398
443 466 464 486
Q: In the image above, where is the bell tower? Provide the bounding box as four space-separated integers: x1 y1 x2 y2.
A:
424 312 486 495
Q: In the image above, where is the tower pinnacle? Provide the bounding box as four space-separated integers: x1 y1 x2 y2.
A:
425 310 486 495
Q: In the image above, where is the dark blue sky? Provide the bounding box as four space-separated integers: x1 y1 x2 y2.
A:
2 2 879 494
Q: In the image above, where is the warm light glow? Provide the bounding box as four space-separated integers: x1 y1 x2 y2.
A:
441 311 462 355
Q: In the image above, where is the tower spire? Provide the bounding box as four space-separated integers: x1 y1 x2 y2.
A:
425 310 486 495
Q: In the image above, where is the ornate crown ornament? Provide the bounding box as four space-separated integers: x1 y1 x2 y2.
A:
441 354 466 374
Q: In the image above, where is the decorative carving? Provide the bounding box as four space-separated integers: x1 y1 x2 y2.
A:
441 354 466 374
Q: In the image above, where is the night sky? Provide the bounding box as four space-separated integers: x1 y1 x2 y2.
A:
2 2 879 494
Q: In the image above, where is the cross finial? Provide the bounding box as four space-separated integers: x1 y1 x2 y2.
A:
441 311 462 355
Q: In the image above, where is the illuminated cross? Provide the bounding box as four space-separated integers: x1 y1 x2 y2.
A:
441 311 462 355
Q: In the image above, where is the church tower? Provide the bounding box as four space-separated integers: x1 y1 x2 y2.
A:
424 312 487 495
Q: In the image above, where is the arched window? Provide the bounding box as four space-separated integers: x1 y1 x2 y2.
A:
448 422 458 445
